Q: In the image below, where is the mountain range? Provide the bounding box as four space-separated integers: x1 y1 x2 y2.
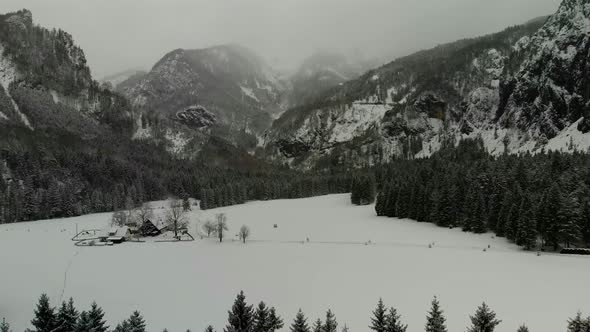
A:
263 0 590 169
1 0 589 173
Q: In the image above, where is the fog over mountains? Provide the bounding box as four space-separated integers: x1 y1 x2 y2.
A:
0 0 562 78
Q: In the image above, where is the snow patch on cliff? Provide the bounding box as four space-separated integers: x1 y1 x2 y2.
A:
0 44 32 129
165 129 189 154
240 86 259 102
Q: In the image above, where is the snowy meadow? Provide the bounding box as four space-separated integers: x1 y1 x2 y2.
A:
1 194 589 332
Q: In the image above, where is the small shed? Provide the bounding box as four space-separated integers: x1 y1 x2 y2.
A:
139 220 161 237
102 226 131 243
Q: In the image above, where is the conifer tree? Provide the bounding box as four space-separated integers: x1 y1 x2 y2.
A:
313 319 323 332
253 302 270 332
74 311 91 332
425 297 447 332
567 312 589 332
226 291 254 332
113 320 130 332
205 326 216 332
1 318 11 332
127 311 146 332
384 308 407 332
466 303 501 332
516 325 529 332
322 311 337 332
290 310 310 332
31 294 57 332
369 299 387 332
56 298 78 332
87 302 108 332
268 307 283 332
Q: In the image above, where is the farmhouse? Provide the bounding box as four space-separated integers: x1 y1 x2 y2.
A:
99 226 131 244
139 220 161 237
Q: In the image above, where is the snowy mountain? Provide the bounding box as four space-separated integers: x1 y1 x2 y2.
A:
0 9 133 136
498 0 590 149
289 51 380 107
118 44 291 153
263 8 590 169
100 69 147 89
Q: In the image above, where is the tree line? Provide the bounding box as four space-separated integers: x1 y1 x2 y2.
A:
0 126 353 224
3 292 589 332
371 138 590 251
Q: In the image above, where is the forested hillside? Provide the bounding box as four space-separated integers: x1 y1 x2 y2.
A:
370 139 590 251
0 9 351 224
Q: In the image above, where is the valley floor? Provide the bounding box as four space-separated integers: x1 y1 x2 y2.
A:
1 194 589 332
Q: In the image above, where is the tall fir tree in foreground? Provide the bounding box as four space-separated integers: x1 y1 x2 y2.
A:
127 311 146 332
113 319 130 332
369 299 387 332
384 308 407 332
226 291 254 332
31 294 57 332
268 307 283 332
466 303 501 332
253 302 270 332
1 318 11 332
567 312 590 332
425 297 447 332
87 302 108 332
75 311 91 332
56 298 78 332
290 310 310 332
313 319 323 332
322 310 337 332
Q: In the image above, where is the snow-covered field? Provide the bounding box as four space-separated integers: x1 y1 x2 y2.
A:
1 194 589 332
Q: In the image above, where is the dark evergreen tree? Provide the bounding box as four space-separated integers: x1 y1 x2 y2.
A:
466 303 501 332
313 319 323 332
290 310 310 332
425 297 447 332
56 298 78 332
384 308 407 332
516 325 529 332
31 294 57 332
74 311 91 332
268 307 283 332
567 312 590 332
113 320 130 332
127 311 146 332
87 302 108 332
1 318 11 332
205 326 216 332
253 302 270 332
225 291 254 332
322 311 337 332
369 299 387 332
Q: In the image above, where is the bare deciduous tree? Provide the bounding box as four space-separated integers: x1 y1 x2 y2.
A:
239 225 250 243
111 211 127 227
202 220 216 237
134 203 153 225
215 213 228 242
166 199 187 239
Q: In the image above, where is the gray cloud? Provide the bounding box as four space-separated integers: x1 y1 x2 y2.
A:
1 0 562 78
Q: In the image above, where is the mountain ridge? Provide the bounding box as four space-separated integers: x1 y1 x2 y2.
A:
262 5 589 169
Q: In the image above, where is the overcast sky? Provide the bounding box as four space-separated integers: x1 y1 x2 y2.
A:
1 0 562 78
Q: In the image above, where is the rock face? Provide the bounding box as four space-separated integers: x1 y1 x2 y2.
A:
264 4 590 169
175 106 217 129
264 19 545 169
499 0 590 139
0 9 133 136
119 44 290 153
